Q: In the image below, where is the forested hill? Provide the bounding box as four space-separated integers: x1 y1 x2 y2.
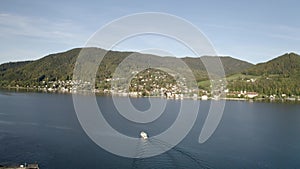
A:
0 48 253 87
228 52 300 96
243 52 300 77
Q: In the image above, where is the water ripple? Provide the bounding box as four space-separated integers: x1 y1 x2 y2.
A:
131 138 212 169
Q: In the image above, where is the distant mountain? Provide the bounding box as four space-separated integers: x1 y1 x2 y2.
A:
0 48 81 87
182 56 253 76
243 52 300 77
0 48 253 88
228 52 300 96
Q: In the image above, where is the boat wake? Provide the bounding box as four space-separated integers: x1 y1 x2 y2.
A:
131 138 212 169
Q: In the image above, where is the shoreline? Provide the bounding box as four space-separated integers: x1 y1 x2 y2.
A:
1 87 299 104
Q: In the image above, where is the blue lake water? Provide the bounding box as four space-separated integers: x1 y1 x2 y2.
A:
0 90 300 168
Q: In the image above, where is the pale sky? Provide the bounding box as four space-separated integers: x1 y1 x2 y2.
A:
0 0 299 64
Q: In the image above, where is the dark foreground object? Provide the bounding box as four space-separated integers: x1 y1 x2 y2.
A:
0 163 39 169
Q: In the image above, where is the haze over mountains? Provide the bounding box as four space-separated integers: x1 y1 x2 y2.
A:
0 48 299 96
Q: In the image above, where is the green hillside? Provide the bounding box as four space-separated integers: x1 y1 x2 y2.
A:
0 48 253 89
243 52 300 77
182 56 253 80
0 48 81 87
228 53 300 96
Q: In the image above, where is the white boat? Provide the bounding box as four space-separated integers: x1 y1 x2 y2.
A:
140 131 148 140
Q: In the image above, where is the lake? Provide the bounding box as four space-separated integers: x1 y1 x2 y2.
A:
1 90 300 168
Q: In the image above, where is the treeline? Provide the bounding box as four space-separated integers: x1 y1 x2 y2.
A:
243 53 300 76
0 47 252 89
2 48 299 96
228 76 300 96
229 52 300 96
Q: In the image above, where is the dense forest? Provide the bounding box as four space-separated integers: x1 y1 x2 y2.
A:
227 53 300 96
1 48 299 97
0 47 252 89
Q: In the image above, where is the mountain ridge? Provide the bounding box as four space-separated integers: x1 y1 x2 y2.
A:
227 52 300 96
0 47 253 88
243 52 300 76
1 48 299 97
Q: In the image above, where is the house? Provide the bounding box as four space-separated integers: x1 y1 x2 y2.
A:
246 92 258 98
201 95 208 100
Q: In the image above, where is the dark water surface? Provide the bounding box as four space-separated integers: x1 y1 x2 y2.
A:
1 91 300 168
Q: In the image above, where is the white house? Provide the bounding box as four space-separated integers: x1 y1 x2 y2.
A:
201 95 208 100
246 92 258 98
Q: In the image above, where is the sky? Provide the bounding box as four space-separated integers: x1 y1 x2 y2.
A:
0 0 299 64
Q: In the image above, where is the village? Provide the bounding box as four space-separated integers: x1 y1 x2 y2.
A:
10 69 300 102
